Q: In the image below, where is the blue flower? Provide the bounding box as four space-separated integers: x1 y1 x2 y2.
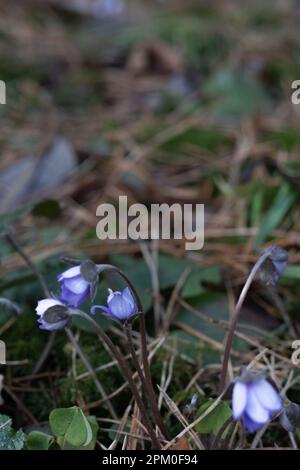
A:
232 373 282 433
91 287 137 322
36 298 70 331
58 266 90 307
259 246 288 286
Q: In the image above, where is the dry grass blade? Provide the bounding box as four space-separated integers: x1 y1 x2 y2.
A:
162 392 225 450
157 385 205 450
108 405 132 450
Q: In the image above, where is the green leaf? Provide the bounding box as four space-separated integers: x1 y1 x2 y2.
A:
32 199 61 219
160 127 227 153
79 416 98 450
56 416 98 451
50 406 94 449
26 431 54 450
255 183 296 249
167 330 199 361
182 266 221 298
195 400 232 435
271 129 300 151
158 255 194 289
0 414 25 450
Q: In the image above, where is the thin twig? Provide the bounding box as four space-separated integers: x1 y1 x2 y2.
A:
162 392 225 450
3 385 38 425
158 386 204 450
162 267 191 334
140 241 161 334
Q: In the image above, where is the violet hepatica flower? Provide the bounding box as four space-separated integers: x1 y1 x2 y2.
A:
91 287 137 322
259 246 288 286
36 298 71 331
58 266 90 307
232 372 282 433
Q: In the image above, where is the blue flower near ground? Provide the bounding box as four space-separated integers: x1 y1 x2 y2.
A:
58 266 90 307
91 287 137 322
232 373 282 432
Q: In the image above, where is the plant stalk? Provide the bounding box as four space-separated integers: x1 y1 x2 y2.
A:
97 264 170 439
219 252 269 392
124 322 171 440
73 309 161 448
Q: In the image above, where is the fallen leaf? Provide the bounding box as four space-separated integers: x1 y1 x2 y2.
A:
170 436 193 450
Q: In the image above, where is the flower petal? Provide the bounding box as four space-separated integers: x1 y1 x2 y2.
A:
122 287 136 312
36 299 63 316
252 379 282 412
64 276 89 294
38 317 70 331
241 413 265 433
108 294 131 320
91 305 111 315
232 381 248 419
245 386 269 424
107 288 119 303
60 285 89 307
57 266 81 281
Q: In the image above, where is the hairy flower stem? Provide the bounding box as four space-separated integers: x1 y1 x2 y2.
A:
73 309 161 448
124 322 171 440
219 251 270 393
97 264 170 439
138 312 171 439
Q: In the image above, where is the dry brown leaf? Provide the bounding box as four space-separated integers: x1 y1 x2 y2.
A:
170 436 193 450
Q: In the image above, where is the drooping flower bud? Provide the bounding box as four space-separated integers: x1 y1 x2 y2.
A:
259 246 288 286
36 299 71 331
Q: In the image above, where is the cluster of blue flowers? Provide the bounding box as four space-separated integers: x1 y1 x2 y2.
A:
34 247 288 436
36 264 137 330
